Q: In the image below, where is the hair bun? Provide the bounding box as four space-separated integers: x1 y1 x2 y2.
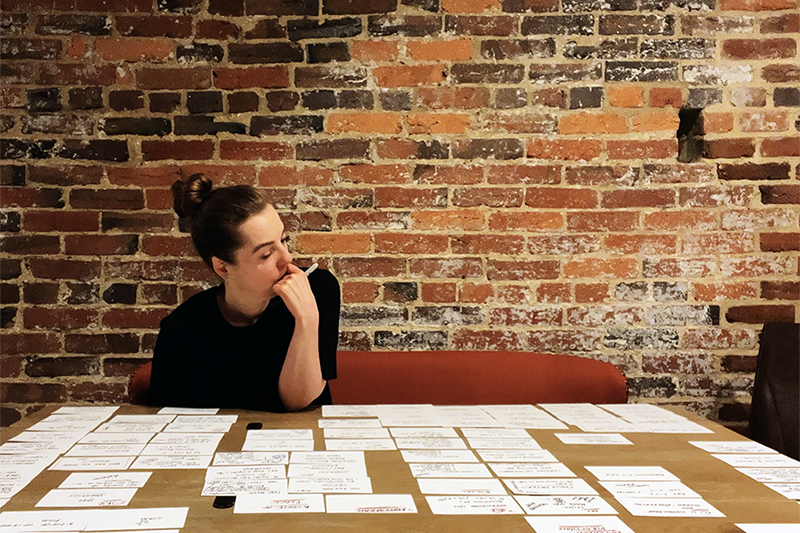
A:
172 173 213 218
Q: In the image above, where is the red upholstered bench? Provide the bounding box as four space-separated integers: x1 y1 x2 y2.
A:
130 351 628 406
328 351 627 405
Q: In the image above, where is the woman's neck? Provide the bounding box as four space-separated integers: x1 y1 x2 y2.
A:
216 285 269 327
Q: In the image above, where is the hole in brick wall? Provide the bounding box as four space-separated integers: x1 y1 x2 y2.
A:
677 107 703 163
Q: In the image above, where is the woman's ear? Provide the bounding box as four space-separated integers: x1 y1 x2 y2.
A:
211 257 229 280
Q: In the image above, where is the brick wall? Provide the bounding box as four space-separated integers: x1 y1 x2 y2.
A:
1 0 798 428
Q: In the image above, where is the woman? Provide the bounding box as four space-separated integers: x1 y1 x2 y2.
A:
149 174 340 412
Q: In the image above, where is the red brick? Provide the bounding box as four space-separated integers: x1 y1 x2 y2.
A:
136 67 212 90
1 383 67 404
702 112 735 134
452 330 528 351
679 186 752 207
453 187 524 207
565 165 638 186
559 112 628 134
145 188 174 210
69 188 145 210
527 139 603 161
720 0 797 10
415 165 484 185
334 257 407 277
297 187 368 209
27 165 104 186
24 308 99 330
352 41 398 62
411 209 485 231
649 87 682 107
410 258 484 279
644 258 715 278
65 235 139 255
1 235 60 255
740 110 790 132
567 211 639 232
422 282 457 303
536 282 571 303
455 87 490 109
608 85 645 108
528 329 602 353
0 356 21 378
450 234 525 254
407 113 471 134
295 233 371 254
459 282 494 303
220 141 292 160
341 281 379 303
102 212 175 233
340 164 411 184
761 280 800 300
604 189 676 208
142 140 215 161
683 232 755 255
487 260 560 281
726 305 796 323
486 112 557 134
681 328 758 350
68 381 126 403
442 0 500 12
761 137 800 157
644 163 716 184
196 20 240 39
760 232 800 251
722 38 796 59
214 66 290 89
490 307 562 327
644 210 718 231
575 283 610 303
417 88 455 109
0 187 63 208
107 166 181 187
722 256 795 277
102 308 171 329
374 233 448 254
564 259 639 279
607 139 678 160
605 234 678 255
327 112 403 134
631 111 680 132
693 282 759 301
489 212 564 231
336 211 409 230
496 285 530 305
259 166 333 187
23 210 98 232
96 38 172 61
1 333 61 356
374 187 446 208
704 138 756 158
486 165 561 185
525 187 598 208
407 39 473 61
28 259 101 280
373 65 446 87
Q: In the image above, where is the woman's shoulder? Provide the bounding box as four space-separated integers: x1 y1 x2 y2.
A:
309 268 339 295
161 285 220 326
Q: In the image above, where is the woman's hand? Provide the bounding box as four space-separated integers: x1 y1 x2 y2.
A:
273 263 320 328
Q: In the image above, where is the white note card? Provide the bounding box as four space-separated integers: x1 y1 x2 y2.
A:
736 525 800 533
490 463 576 478
213 452 289 466
515 495 618 515
325 494 417 514
59 472 151 489
599 480 700 499
504 478 598 496
585 466 679 481
84 507 189 531
525 515 636 533
417 478 507 496
409 463 492 478
615 497 725 517
690 441 779 454
401 450 478 463
288 477 372 494
130 455 212 470
36 488 137 508
712 454 800 468
234 493 325 514
49 456 135 471
555 433 633 445
426 495 523 515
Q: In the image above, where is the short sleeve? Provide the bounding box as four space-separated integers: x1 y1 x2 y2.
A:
311 269 340 381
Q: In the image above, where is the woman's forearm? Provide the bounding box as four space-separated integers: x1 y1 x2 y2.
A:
278 318 325 411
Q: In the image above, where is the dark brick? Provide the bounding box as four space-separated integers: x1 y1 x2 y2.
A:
1 307 16 328
380 90 413 111
23 283 59 304
177 43 224 63
198 19 240 40
296 139 371 161
295 66 368 88
0 166 25 186
101 213 174 233
761 280 800 300
600 14 674 35
27 88 61 113
453 139 523 160
0 211 20 232
302 90 338 110
450 64 525 84
1 13 28 35
653 281 688 302
721 355 757 373
35 14 111 35
641 38 714 59
368 15 441 37
250 115 323 135
266 91 300 111
406 141 449 159
570 87 603 109
774 87 800 107
244 19 286 39
21 114 94 136
101 118 171 136
324 0 396 13
58 140 129 162
338 330 371 351
208 0 244 16
481 39 555 60
718 162 790 181
0 259 21 280
288 18 362 41
66 333 140 355
641 0 713 9
562 0 635 11
564 38 638 59
341 305 407 326
0 38 61 60
228 91 260 113
718 402 750 423
0 116 14 133
606 61 678 82
412 306 483 325
69 87 103 110
103 357 150 377
402 0 438 10
173 116 246 135
0 382 68 403
522 15 594 35
687 88 722 108
604 328 679 350
760 232 800 252
116 15 193 38
149 92 181 113
0 235 60 254
495 88 527 109
157 0 203 13
0 63 37 84
0 283 19 304
244 0 317 15
103 283 138 304
703 139 755 159
502 0 559 12
109 90 144 111
307 42 350 63
0 139 56 159
339 90 374 109
26 356 99 377
726 305 796 324
229 42 303 64
187 91 223 114
627 377 676 398
383 282 418 303
762 64 799 83
66 283 100 305
761 184 800 204
28 165 103 186
374 330 447 350
530 63 602 83
445 15 518 36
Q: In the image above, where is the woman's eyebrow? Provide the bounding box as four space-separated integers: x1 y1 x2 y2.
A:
251 241 274 254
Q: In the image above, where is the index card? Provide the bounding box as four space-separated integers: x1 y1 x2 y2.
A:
394 438 467 450
576 421 639 433
514 495 618 515
525 515 636 533
140 441 221 456
161 421 231 433
736 526 800 533
615 497 725 517
764 483 800 500
461 428 532 439
214 452 289 466
287 462 367 478
59 472 151 489
206 465 286 481
425 495 523 515
158 407 219 415
54 406 119 417
599 403 676 419
65 444 146 457
318 419 384 429
599 481 700 499
324 439 396 451
36 488 138 508
555 433 633 445
0 509 92 531
323 428 391 439
325 494 417 514
503 478 598 496
476 450 558 463
95 422 169 433
389 427 459 438
78 433 155 445
49 456 135 471
737 468 800 483
467 438 542 450
234 493 325 513
109 414 177 424
417 478 507 495
246 429 313 440
149 433 224 445
322 405 380 418
288 477 372 494
585 466 679 481
202 478 286 496
0 441 74 456
690 441 778 454
408 463 492 478
243 439 314 452
27 419 104 433
290 451 365 465
490 463 576 478
130 455 212 470
434 406 503 428
11 431 88 443
712 454 800 468
83 507 189 530
401 450 479 463
632 419 713 434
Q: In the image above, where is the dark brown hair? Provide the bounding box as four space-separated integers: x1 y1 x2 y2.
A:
171 174 269 268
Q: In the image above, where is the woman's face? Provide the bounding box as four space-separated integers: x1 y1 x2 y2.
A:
225 204 292 302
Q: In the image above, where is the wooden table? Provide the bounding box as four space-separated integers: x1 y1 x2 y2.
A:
2 404 798 532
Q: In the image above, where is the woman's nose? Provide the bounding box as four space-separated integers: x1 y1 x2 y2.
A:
277 242 292 266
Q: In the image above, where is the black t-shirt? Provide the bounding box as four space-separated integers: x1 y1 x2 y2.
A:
149 269 340 412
